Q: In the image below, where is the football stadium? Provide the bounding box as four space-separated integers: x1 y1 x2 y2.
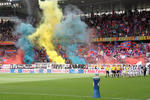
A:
0 0 150 100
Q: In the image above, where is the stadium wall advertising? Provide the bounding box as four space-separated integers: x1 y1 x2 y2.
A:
1 36 150 45
0 41 15 45
93 36 150 42
0 64 106 74
0 69 106 74
1 36 150 46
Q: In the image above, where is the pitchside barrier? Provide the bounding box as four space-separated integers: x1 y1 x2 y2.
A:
0 63 149 74
0 69 106 74
0 64 107 74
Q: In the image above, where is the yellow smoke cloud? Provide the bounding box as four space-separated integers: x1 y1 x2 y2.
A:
29 0 65 64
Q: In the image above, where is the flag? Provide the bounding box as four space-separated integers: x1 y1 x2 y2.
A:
5 50 16 53
120 41 131 49
87 49 97 57
46 55 50 62
132 42 136 47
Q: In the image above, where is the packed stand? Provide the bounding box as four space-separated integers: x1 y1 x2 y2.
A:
77 42 150 64
85 10 150 38
0 19 16 41
38 41 150 64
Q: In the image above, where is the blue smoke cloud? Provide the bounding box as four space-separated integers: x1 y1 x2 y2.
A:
67 44 86 64
54 5 90 64
15 23 35 64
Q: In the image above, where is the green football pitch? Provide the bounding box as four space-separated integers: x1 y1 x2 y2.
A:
0 74 149 100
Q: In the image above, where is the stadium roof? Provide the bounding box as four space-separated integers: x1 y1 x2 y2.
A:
59 0 150 13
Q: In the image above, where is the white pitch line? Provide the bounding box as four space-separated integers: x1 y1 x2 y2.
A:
102 97 141 100
0 75 93 84
0 92 141 100
0 92 91 98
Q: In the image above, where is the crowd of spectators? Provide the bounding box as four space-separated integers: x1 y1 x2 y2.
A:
52 41 149 64
34 47 48 63
0 45 17 60
1 10 150 64
0 19 16 41
85 10 150 38
76 42 150 64
34 47 71 64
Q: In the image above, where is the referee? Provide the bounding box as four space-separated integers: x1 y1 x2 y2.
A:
143 66 147 77
117 65 121 78
105 66 110 78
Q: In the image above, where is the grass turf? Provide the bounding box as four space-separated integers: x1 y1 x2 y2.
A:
0 74 149 100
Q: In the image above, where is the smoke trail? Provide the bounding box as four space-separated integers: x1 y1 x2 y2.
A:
15 23 35 64
54 5 90 64
66 45 86 64
28 0 65 64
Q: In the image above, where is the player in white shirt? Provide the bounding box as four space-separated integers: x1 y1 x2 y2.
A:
140 66 143 76
133 65 136 77
147 67 149 75
122 65 126 77
135 66 139 76
128 65 133 77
